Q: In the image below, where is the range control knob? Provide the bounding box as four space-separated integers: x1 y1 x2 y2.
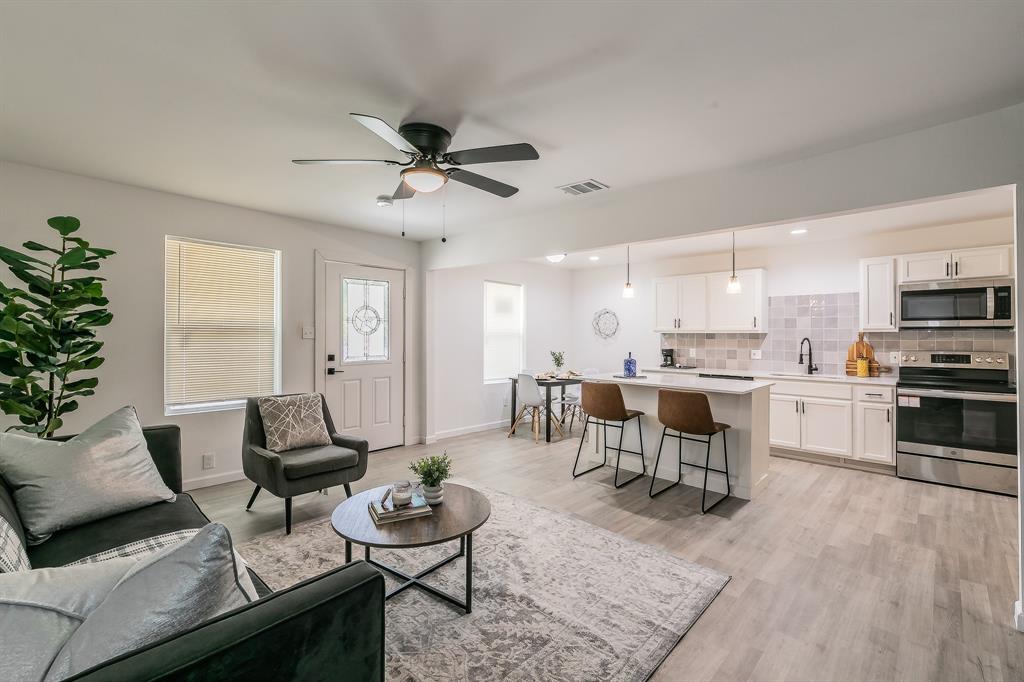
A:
986 357 994 363
975 356 984 363
909 355 917 362
901 355 908 362
996 357 1005 364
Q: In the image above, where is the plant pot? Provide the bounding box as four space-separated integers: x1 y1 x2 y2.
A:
422 483 444 505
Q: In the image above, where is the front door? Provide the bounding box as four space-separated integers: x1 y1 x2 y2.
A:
324 262 404 450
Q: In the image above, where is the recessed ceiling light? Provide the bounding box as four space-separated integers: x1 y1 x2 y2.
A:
588 255 600 261
546 254 567 263
790 228 807 235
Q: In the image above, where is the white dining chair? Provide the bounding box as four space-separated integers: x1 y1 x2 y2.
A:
509 373 565 442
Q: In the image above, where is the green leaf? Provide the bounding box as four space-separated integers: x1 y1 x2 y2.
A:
22 241 61 255
0 399 41 419
0 245 50 267
63 377 99 391
47 216 81 235
86 247 115 258
57 247 87 267
56 399 79 416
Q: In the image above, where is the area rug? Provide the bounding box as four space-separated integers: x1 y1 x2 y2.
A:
237 484 729 681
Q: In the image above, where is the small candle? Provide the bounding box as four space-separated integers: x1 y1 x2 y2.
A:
392 481 413 507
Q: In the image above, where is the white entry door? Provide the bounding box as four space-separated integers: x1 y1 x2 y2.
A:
324 262 404 450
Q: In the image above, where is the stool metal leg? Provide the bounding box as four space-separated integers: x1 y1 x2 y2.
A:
613 416 644 488
700 430 732 514
572 417 606 478
649 426 683 497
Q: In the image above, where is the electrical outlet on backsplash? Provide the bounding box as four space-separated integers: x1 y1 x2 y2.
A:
659 291 1015 376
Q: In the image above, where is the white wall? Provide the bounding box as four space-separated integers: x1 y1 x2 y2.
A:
0 161 422 489
425 261 571 441
569 217 1014 373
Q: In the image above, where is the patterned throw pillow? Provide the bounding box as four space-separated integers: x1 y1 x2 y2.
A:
0 516 30 573
258 394 332 452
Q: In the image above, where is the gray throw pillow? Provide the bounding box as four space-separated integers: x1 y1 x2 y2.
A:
0 515 30 573
45 523 251 680
0 406 175 544
258 393 332 452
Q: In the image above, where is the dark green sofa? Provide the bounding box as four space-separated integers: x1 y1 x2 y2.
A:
0 425 385 681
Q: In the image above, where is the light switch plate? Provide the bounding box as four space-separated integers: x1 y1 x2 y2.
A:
889 351 900 364
301 326 315 340
750 349 762 360
202 453 215 470
689 348 696 358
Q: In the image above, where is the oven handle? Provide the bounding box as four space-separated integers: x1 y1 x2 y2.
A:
897 388 1017 403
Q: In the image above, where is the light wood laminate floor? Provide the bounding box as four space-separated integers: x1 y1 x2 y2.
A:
192 428 1022 681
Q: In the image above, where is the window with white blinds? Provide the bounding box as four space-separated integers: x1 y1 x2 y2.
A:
164 237 281 415
483 281 524 382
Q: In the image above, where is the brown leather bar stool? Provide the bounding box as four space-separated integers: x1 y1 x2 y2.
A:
649 389 731 513
572 382 646 488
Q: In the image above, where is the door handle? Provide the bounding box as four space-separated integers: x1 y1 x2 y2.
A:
327 368 343 375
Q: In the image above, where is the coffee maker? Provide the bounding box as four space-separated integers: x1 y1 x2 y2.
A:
660 348 674 367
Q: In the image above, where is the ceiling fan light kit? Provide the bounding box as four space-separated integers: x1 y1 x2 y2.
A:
401 164 448 193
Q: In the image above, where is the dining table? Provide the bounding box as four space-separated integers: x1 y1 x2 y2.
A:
508 375 584 442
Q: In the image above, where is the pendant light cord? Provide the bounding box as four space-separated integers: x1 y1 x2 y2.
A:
626 244 630 284
731 232 736 276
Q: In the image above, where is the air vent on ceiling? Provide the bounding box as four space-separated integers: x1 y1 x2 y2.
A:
557 179 609 196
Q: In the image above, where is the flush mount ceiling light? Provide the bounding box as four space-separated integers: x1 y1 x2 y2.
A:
726 231 742 294
790 228 808 235
376 195 393 208
589 255 600 261
546 254 567 263
400 163 448 193
622 244 635 299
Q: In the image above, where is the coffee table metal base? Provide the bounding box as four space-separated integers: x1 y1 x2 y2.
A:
345 533 474 614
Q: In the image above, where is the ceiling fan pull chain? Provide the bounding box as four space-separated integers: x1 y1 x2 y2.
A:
441 184 448 243
401 200 405 238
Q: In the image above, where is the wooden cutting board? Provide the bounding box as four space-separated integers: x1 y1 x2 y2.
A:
846 332 880 376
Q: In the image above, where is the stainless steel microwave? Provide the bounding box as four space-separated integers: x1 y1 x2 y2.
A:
898 278 1013 329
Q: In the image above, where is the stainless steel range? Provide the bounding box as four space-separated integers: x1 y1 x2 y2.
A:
896 351 1017 496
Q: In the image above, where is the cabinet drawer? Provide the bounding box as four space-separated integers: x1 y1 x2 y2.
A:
854 386 894 403
770 380 852 400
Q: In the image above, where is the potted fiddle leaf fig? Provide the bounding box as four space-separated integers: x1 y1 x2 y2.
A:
409 452 452 505
0 216 115 437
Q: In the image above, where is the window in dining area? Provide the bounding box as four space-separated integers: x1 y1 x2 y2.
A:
483 281 524 383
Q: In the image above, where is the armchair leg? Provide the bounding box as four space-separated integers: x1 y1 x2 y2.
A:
344 483 353 498
285 497 293 535
245 485 261 510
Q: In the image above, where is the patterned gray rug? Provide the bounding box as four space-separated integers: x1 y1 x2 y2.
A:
237 484 729 681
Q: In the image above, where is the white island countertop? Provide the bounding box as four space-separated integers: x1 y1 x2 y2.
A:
587 371 774 395
642 366 898 386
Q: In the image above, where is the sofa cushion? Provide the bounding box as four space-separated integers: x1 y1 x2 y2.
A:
26 493 209 569
0 482 25 548
0 515 30 573
0 406 176 544
45 523 251 681
281 444 359 480
258 393 331 453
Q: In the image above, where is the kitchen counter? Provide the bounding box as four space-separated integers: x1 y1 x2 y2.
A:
644 366 898 386
587 372 775 394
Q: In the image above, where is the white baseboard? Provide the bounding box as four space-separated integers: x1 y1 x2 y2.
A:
425 420 506 444
1015 600 1024 632
183 469 245 491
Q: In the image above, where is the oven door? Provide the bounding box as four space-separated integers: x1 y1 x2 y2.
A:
896 388 1017 466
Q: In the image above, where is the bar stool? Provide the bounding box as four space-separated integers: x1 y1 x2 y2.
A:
572 382 646 488
648 389 731 513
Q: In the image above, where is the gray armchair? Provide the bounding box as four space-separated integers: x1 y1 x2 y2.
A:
243 394 369 534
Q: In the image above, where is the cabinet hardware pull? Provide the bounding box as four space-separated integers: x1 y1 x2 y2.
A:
753 316 757 328
866 392 883 397
955 261 959 277
946 262 950 277
801 401 805 414
794 401 798 413
889 312 893 326
886 408 890 423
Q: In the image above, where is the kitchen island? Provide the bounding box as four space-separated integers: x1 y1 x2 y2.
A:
581 372 773 500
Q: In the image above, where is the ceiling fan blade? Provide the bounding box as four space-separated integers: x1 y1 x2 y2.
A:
445 143 539 166
446 168 519 197
292 159 402 165
350 113 420 155
392 181 416 201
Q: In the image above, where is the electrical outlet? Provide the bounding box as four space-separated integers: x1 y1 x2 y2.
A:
202 453 215 470
301 326 315 340
750 349 762 360
689 348 696 358
889 351 900 364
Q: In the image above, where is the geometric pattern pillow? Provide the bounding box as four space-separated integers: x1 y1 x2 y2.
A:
257 393 332 452
0 516 30 573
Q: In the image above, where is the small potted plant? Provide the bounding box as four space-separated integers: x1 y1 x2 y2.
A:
409 453 452 505
551 350 565 374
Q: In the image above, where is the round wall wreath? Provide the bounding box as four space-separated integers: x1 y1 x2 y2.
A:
592 308 619 339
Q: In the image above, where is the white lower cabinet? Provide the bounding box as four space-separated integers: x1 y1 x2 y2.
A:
800 398 851 456
855 402 894 464
769 395 801 448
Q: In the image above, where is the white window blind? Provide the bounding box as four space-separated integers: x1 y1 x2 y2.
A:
164 237 280 415
483 281 524 382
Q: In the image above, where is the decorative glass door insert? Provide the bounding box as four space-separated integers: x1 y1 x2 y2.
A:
342 277 390 362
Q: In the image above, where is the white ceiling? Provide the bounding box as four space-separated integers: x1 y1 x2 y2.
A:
2 2 1024 240
538 186 1015 268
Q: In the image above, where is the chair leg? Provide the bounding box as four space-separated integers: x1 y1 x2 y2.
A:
508 405 528 437
572 418 606 478
649 427 682 497
245 485 261 510
532 407 540 442
550 409 565 439
285 497 293 535
344 483 353 498
613 418 644 488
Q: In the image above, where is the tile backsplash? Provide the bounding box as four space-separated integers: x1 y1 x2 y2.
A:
661 292 1014 376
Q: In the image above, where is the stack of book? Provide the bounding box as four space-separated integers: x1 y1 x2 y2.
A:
368 489 432 525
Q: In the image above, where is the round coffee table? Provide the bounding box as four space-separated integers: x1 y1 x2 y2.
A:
331 483 490 613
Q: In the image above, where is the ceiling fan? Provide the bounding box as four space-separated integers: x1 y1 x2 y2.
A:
293 113 539 200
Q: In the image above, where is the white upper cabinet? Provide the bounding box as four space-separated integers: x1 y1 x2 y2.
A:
898 245 1012 283
678 275 707 330
898 250 952 283
953 245 1012 279
859 257 896 331
706 269 766 332
653 277 680 332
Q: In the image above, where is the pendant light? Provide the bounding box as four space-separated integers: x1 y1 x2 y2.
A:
726 231 742 294
622 244 635 299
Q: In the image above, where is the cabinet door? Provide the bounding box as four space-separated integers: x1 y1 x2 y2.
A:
898 251 952 283
953 245 1011 280
856 402 893 464
653 277 680 331
769 395 801 448
859 257 896 331
706 271 758 331
800 398 852 456
678 275 707 331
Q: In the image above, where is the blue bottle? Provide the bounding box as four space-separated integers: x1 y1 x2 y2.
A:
623 352 637 378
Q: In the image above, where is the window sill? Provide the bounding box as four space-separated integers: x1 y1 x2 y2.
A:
483 378 512 386
165 399 247 417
